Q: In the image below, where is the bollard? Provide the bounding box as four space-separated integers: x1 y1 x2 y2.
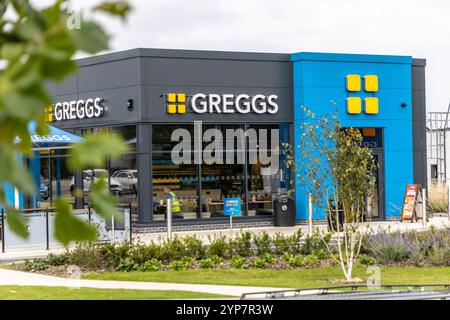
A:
88 206 92 225
308 194 313 235
1 208 5 253
167 198 172 241
129 203 133 244
111 214 115 244
422 188 427 227
45 209 49 250
448 184 450 222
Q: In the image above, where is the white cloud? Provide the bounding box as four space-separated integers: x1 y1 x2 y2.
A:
70 0 450 111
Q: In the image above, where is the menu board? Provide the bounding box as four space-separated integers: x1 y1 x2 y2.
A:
401 184 419 220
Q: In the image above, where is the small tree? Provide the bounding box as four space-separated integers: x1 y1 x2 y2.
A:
284 106 377 281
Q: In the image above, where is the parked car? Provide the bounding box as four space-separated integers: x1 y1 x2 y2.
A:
111 169 138 193
70 169 123 195
40 180 49 200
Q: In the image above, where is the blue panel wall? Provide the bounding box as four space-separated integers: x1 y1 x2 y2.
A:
291 52 413 220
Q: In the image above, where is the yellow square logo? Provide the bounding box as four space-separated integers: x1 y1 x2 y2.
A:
346 74 361 92
365 97 379 114
45 106 53 122
364 75 378 92
166 93 188 114
167 104 177 114
167 93 177 103
347 97 362 114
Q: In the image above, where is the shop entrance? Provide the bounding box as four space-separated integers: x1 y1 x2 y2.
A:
360 128 385 221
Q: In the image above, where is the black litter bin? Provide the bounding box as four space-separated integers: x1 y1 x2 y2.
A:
273 193 296 227
327 199 344 231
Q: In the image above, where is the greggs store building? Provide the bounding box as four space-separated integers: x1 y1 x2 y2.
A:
38 48 426 229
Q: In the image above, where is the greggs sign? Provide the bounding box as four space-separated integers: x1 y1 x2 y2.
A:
52 97 105 121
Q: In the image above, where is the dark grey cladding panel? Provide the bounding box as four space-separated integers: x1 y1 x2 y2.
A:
411 59 427 187
77 58 139 93
51 86 139 128
142 86 292 123
140 57 292 87
74 48 290 67
46 75 78 96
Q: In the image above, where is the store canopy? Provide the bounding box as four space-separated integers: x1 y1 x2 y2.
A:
27 121 84 150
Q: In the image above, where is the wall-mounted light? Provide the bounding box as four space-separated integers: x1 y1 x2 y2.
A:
127 99 133 111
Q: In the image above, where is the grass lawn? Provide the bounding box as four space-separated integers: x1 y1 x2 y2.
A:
83 266 450 289
0 286 233 300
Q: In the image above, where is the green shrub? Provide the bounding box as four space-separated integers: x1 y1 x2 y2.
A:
286 229 303 254
283 253 305 267
199 258 214 269
303 254 320 266
366 231 410 264
251 257 267 269
358 255 376 266
169 260 187 271
313 249 328 260
129 242 162 264
301 229 330 255
272 233 290 255
210 255 223 266
429 247 449 266
116 258 139 272
67 243 106 269
161 237 186 261
253 232 272 256
230 255 245 269
100 242 132 268
409 241 427 266
23 259 50 272
139 259 163 272
45 253 67 266
207 235 230 258
182 236 206 259
233 232 253 257
261 253 276 265
181 256 195 268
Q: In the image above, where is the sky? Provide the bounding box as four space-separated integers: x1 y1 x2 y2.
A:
67 0 449 112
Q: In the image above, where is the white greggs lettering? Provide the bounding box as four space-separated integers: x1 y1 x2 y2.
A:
191 94 279 114
53 97 105 121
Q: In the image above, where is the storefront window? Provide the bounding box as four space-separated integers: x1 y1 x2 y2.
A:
149 123 289 221
152 152 198 220
79 125 137 208
37 150 74 208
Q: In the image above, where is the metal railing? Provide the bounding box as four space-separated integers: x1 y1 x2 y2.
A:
241 283 450 300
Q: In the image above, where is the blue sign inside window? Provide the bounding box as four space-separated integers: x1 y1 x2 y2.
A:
224 198 241 216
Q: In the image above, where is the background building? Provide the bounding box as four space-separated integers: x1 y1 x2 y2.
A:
4 48 426 227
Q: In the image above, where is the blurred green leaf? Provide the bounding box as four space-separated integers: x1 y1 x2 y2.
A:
6 208 29 238
91 178 119 219
93 1 132 20
54 199 97 246
68 134 128 169
69 20 109 54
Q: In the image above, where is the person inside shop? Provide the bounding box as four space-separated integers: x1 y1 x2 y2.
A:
162 186 182 219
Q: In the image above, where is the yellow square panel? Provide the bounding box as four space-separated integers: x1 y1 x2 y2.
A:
364 75 379 92
167 104 177 114
346 74 361 92
177 93 186 103
177 104 186 114
167 93 177 103
347 97 362 114
365 97 379 114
